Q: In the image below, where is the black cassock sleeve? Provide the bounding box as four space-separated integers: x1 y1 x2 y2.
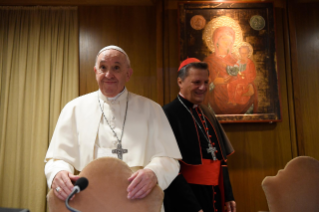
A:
222 161 235 202
164 174 202 212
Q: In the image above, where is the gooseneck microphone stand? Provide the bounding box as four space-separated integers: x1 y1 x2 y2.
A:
65 177 89 212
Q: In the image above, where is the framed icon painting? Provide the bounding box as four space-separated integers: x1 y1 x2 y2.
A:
179 2 282 123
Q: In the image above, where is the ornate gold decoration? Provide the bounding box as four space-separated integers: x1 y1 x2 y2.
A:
250 15 265 30
203 16 243 53
193 3 223 9
233 42 254 59
190 15 206 30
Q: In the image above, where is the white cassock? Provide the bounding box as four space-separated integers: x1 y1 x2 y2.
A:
45 88 182 194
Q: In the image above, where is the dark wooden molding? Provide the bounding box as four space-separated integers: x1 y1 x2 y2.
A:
280 4 298 158
156 0 164 105
286 1 305 155
0 0 154 6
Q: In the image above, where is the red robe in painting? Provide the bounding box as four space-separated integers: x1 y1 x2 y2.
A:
203 53 257 114
227 58 257 105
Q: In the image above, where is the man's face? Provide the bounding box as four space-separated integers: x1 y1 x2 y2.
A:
94 49 132 97
178 67 209 104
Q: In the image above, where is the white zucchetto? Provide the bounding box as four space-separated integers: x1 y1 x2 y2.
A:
97 45 130 65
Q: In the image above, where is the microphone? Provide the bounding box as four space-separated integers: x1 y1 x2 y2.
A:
73 177 89 194
65 177 89 212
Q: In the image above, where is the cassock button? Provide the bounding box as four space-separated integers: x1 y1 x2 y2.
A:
214 200 216 203
205 128 209 131
209 135 212 138
214 192 217 195
215 150 218 153
215 209 218 212
212 142 215 145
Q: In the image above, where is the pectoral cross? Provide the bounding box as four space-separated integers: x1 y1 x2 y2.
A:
112 143 128 160
207 144 217 161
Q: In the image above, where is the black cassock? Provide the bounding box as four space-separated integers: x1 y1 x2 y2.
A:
163 96 235 212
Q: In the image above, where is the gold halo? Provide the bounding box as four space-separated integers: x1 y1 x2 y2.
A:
234 42 254 59
203 16 243 53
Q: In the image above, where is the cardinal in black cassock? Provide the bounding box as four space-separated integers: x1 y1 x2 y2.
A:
163 58 236 212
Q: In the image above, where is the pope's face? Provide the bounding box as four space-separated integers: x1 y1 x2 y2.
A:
178 67 209 104
94 50 132 97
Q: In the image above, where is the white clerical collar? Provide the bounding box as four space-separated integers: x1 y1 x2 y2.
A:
99 87 127 103
178 92 198 108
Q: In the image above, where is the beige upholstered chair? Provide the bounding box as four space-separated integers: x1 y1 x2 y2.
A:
261 156 319 212
47 157 163 212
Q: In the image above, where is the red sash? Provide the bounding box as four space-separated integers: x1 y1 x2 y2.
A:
180 159 221 186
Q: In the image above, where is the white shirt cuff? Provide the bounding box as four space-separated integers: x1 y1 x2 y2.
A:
144 156 180 190
44 159 74 188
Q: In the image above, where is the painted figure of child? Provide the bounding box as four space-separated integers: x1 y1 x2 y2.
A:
226 43 257 110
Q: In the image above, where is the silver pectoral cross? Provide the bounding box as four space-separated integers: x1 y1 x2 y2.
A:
112 143 128 160
207 144 217 161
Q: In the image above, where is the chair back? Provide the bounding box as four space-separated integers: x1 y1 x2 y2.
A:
262 156 319 212
47 157 164 212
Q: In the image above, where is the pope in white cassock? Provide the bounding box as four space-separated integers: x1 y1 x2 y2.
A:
44 45 182 208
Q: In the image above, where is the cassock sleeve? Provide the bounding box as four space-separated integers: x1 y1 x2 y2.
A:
145 157 180 190
164 174 202 212
222 162 235 202
45 159 74 188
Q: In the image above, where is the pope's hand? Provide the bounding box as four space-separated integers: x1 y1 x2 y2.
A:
52 170 80 201
127 169 158 199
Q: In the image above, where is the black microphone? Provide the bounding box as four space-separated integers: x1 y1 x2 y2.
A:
65 177 89 212
73 177 89 193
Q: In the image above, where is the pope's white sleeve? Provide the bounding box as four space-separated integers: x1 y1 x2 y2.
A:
45 159 75 189
144 156 180 190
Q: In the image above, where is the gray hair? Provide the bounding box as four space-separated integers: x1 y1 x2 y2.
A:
95 45 131 68
178 62 209 81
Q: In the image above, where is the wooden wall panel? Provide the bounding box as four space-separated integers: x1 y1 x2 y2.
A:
224 8 294 212
163 7 179 104
79 6 158 102
289 2 319 159
156 0 165 105
162 1 294 211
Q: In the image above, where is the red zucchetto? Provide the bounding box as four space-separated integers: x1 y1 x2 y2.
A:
178 58 201 72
